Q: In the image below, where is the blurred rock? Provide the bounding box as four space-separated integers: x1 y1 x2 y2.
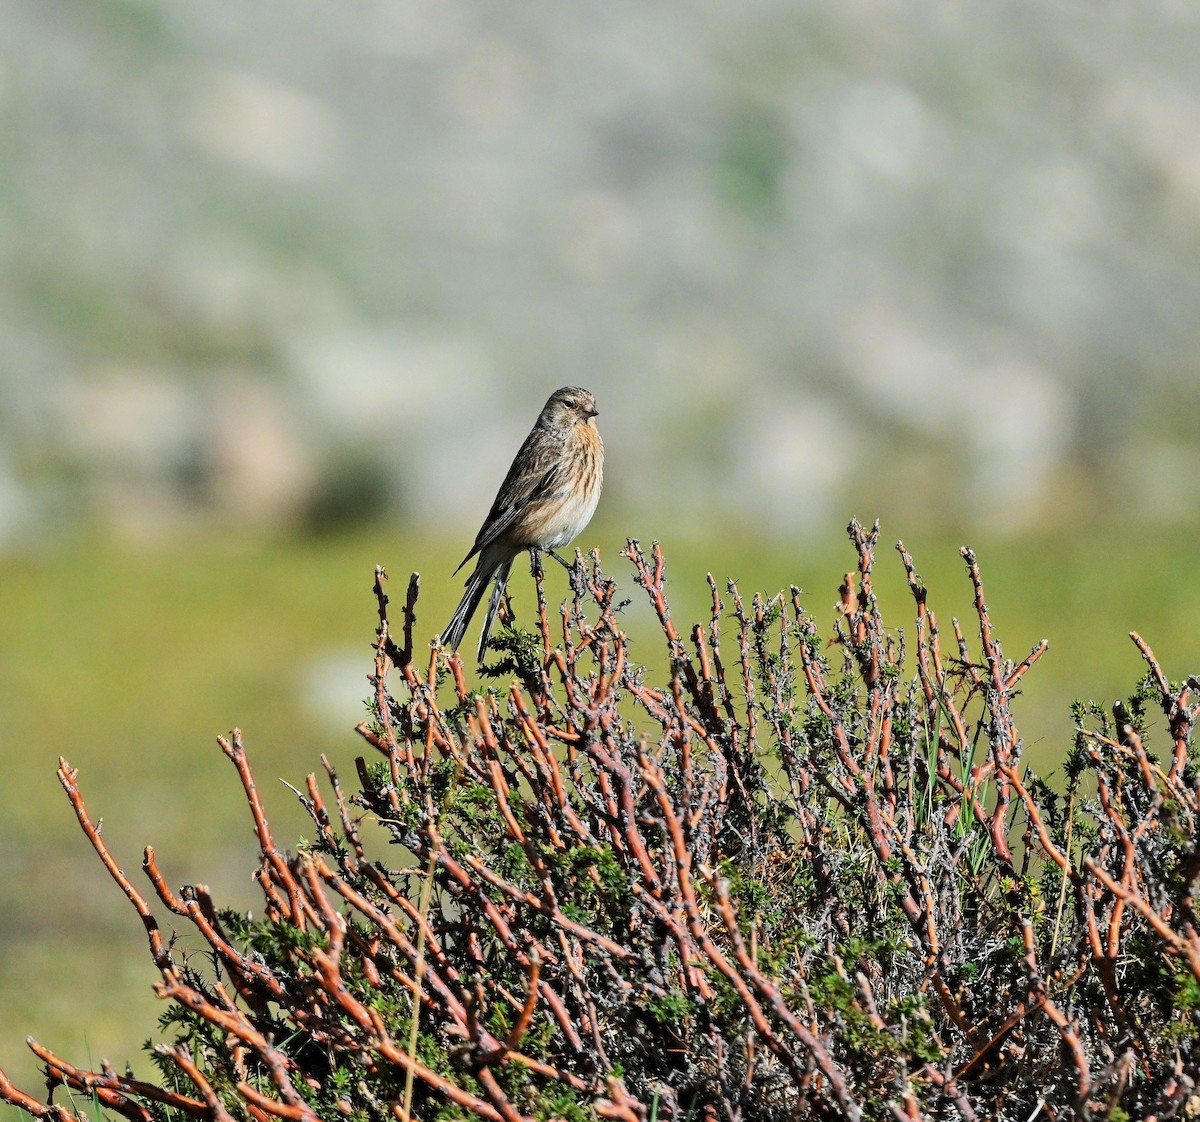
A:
183 70 341 181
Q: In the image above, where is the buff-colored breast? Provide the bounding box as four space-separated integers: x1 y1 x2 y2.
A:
512 418 603 550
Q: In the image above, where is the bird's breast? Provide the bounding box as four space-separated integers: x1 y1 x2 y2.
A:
515 425 603 550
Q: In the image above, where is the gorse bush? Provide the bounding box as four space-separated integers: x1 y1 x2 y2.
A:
1 522 1198 1121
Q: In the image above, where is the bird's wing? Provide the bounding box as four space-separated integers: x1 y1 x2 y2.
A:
453 444 566 574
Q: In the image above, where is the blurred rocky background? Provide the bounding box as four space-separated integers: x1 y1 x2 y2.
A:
3 0 1200 1095
6 1 1200 547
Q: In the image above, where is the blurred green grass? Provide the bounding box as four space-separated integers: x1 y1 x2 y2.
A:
1 518 1198 1092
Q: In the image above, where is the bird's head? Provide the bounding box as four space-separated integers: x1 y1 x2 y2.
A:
542 386 599 430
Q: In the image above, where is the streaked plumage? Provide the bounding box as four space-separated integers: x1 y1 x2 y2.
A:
441 387 604 659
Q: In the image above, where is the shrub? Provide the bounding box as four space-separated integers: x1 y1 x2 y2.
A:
1 521 1198 1120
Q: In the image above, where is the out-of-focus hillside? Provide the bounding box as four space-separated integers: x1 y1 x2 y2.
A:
4 1 1200 546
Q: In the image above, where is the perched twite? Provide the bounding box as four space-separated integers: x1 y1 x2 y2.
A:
440 387 603 660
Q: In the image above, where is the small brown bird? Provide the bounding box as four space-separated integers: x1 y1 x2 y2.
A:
441 386 604 659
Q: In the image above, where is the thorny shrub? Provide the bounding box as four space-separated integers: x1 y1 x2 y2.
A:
1 522 1198 1121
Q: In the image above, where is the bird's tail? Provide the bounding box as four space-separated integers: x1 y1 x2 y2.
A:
440 557 513 659
475 557 513 660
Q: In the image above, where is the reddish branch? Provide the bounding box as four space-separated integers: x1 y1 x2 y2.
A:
0 525 1197 1120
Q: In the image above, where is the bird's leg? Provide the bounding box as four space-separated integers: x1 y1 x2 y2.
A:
546 549 572 570
528 547 545 580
